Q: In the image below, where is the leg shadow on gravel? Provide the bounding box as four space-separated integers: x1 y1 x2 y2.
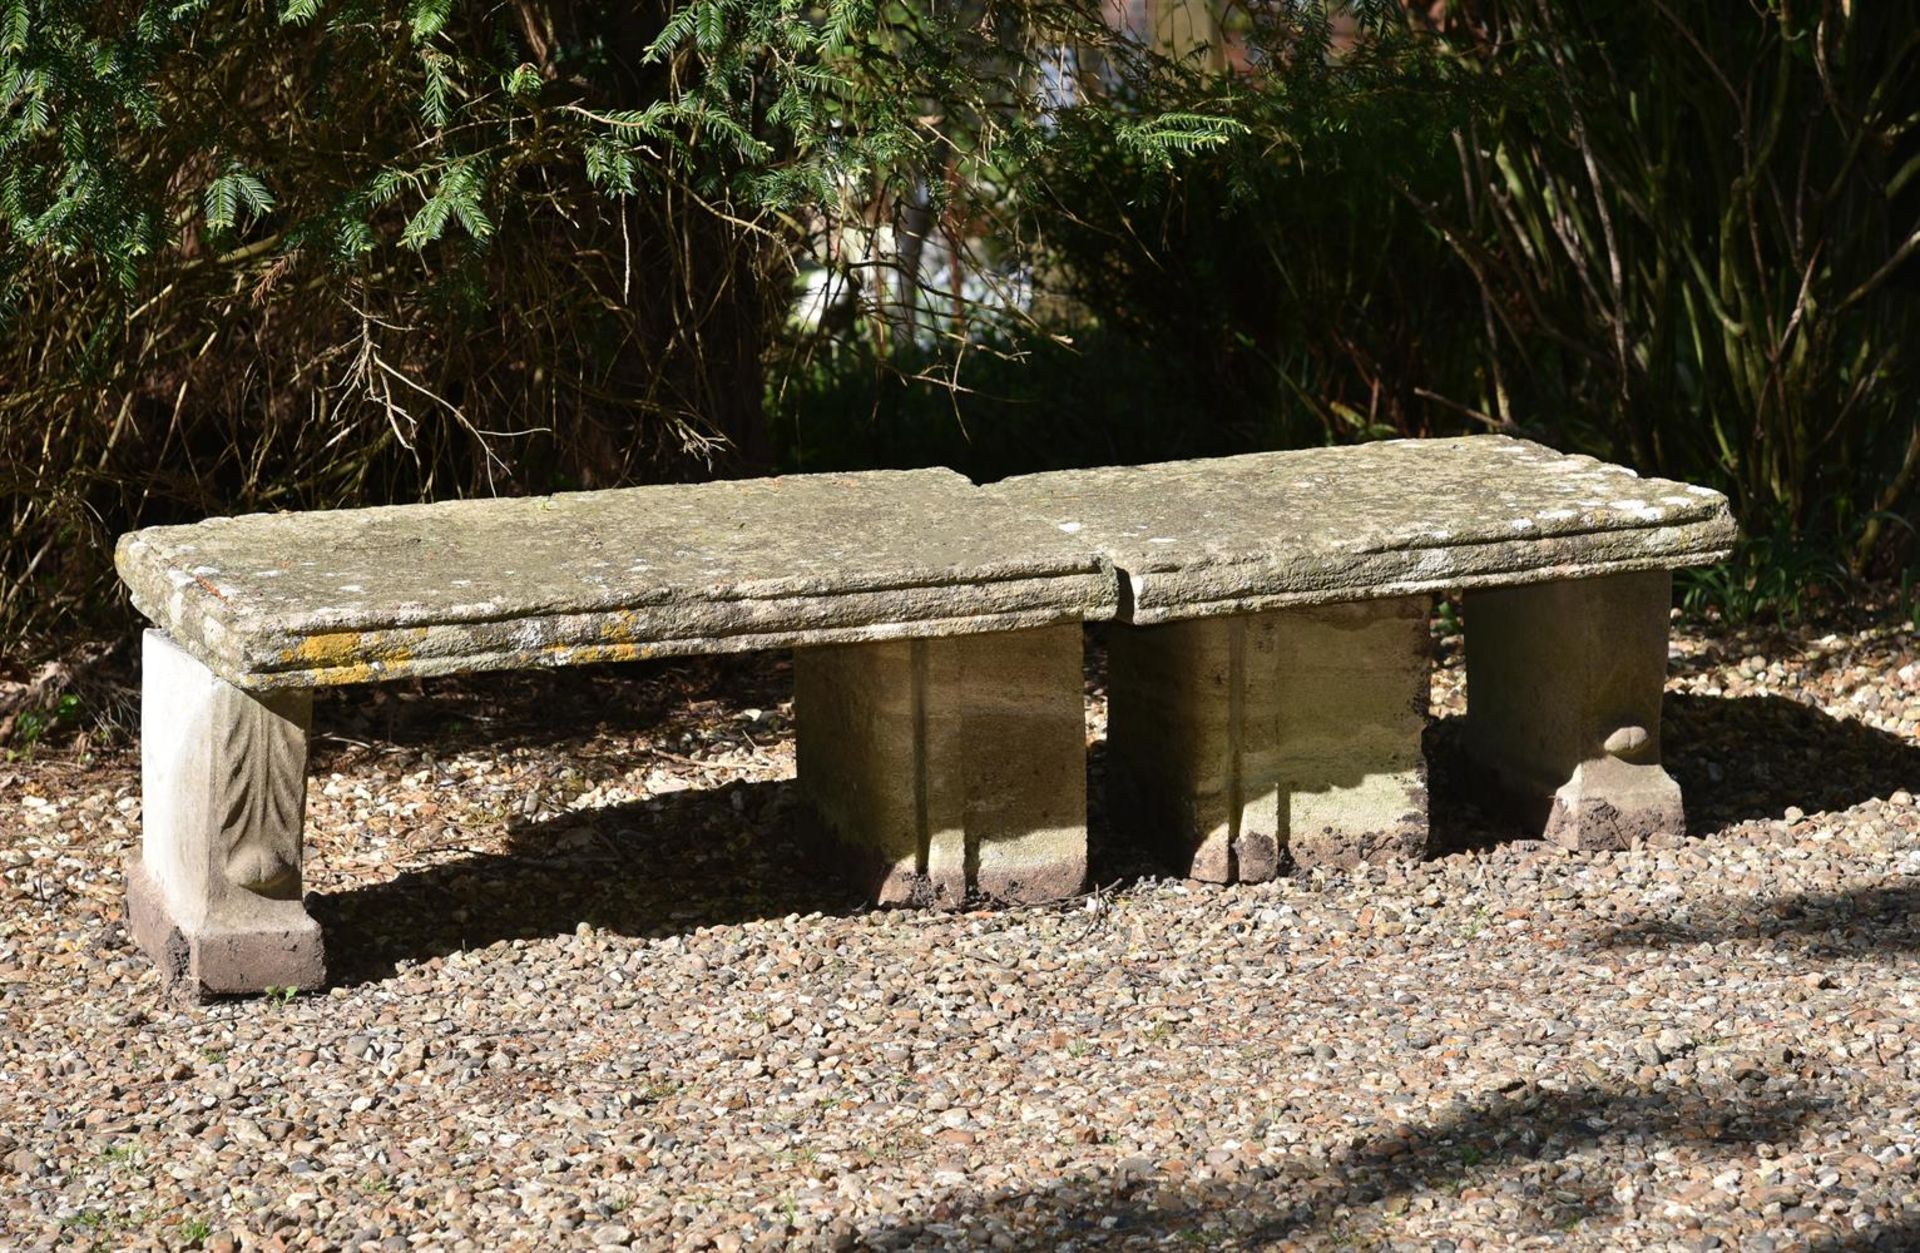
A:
1423 716 1505 858
309 654 794 757
1663 692 1920 835
311 778 869 988
1422 692 1920 856
1814 1216 1920 1251
1083 737 1178 888
1600 883 1920 955
855 1083 1828 1249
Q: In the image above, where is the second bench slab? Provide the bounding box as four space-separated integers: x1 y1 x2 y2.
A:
989 436 1737 879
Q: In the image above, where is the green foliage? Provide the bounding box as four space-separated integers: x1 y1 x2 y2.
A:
401 158 493 248
1899 567 1920 630
773 324 1286 479
784 2 1498 465
1435 0 1920 578
202 166 275 232
1006 8 1493 451
1676 520 1852 626
3 0 1909 649
1111 111 1249 163
0 0 1278 649
844 0 1915 608
6 692 81 759
0 0 793 646
1 0 1242 283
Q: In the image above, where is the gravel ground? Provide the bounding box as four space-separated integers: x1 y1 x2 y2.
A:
2 601 1917 1251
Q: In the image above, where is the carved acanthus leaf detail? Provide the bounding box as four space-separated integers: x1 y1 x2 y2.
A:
218 693 307 899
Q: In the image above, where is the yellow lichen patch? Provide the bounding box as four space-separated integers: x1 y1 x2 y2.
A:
592 610 647 645
279 628 428 685
305 660 382 685
283 631 370 670
541 640 661 667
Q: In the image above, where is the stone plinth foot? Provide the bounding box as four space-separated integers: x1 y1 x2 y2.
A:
1464 571 1684 849
130 630 323 998
127 857 325 998
1106 596 1431 881
794 625 1088 907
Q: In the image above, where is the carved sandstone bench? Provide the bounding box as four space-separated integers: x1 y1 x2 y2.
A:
116 469 1115 996
987 436 1737 881
119 437 1735 996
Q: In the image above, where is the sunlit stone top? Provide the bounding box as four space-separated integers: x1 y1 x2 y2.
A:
986 436 1737 624
117 469 1117 688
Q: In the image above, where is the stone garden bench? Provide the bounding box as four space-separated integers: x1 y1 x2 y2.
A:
986 436 1736 881
116 469 1115 995
118 436 1734 996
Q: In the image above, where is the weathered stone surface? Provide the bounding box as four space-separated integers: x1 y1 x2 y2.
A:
1107 597 1430 881
794 625 1087 906
987 436 1736 623
1464 570 1685 849
131 630 324 997
117 469 1117 689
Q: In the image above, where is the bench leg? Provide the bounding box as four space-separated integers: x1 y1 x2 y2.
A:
127 630 324 998
1106 596 1431 881
794 625 1087 907
1463 571 1684 848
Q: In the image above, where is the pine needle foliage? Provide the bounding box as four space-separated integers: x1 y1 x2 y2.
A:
5 0 1453 649
941 1 1502 452
8 0 1907 648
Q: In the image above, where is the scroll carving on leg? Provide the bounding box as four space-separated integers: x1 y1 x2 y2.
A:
219 694 308 901
127 629 325 997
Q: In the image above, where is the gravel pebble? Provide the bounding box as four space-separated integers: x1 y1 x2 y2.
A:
3 603 1918 1249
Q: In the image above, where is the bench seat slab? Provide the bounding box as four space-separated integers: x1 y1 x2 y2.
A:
1464 570 1684 847
1108 596 1431 881
128 630 324 998
985 436 1735 622
795 626 1087 906
115 469 1115 690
